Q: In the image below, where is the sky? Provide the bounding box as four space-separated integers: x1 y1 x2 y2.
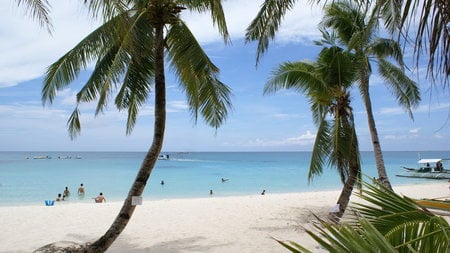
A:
0 0 448 152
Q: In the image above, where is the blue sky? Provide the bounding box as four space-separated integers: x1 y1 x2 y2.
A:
0 0 448 152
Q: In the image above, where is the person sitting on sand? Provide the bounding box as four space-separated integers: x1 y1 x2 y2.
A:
63 186 70 197
94 192 106 203
56 193 62 201
78 183 85 195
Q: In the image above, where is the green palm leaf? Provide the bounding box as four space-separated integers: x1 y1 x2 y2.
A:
16 0 52 33
245 0 297 63
166 20 231 129
378 58 420 119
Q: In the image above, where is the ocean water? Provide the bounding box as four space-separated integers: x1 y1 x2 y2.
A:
0 151 449 206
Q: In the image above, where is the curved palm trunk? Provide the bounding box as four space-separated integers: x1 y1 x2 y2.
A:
329 164 359 222
360 78 392 190
84 25 167 253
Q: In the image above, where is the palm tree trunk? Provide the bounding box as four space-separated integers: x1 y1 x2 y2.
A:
84 25 167 253
329 165 359 222
360 78 392 190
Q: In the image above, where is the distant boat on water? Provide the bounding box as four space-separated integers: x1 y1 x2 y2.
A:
158 154 170 160
32 155 51 159
397 158 450 179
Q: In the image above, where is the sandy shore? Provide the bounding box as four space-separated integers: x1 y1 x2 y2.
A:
1 182 449 253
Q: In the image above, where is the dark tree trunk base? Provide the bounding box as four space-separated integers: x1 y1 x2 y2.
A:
33 242 88 253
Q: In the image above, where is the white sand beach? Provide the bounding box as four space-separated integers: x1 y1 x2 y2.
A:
1 182 449 253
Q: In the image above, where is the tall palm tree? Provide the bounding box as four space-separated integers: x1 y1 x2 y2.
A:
277 180 450 253
39 1 232 252
321 0 420 190
265 33 361 219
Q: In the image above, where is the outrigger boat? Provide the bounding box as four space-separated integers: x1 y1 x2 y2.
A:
397 158 450 179
415 198 450 212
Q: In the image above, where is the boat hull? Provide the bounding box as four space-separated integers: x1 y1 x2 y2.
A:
396 171 450 179
415 199 450 211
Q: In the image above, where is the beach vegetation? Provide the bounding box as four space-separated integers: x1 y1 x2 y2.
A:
321 0 420 190
264 30 361 219
276 180 450 253
38 0 232 252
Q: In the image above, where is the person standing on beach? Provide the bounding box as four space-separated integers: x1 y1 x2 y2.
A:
94 192 106 203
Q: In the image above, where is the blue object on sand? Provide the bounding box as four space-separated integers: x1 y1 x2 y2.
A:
45 200 55 206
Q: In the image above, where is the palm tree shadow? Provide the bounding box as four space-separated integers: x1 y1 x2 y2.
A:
107 236 230 253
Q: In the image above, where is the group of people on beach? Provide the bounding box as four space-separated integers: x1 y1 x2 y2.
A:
55 183 105 203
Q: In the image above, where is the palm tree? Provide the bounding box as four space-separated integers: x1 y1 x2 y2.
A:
277 180 450 253
265 32 361 219
38 1 232 252
321 0 420 190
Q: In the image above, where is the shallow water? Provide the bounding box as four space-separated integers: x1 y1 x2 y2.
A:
0 151 449 205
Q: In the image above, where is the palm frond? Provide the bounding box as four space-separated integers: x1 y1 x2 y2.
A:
352 180 450 252
275 238 313 253
264 61 323 96
82 0 129 22
244 0 297 64
42 15 122 105
377 58 420 119
308 117 330 182
279 180 450 253
370 38 405 68
115 52 154 134
184 0 230 43
16 0 52 33
166 20 231 128
67 107 81 140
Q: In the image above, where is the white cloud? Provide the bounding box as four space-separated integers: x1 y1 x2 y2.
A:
168 100 188 112
0 1 98 87
1 0 322 88
244 130 316 147
409 128 420 134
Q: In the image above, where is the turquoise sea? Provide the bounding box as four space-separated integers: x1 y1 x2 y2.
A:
0 151 449 206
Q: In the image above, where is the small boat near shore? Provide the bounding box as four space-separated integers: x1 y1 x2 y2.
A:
397 158 450 179
158 154 170 160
